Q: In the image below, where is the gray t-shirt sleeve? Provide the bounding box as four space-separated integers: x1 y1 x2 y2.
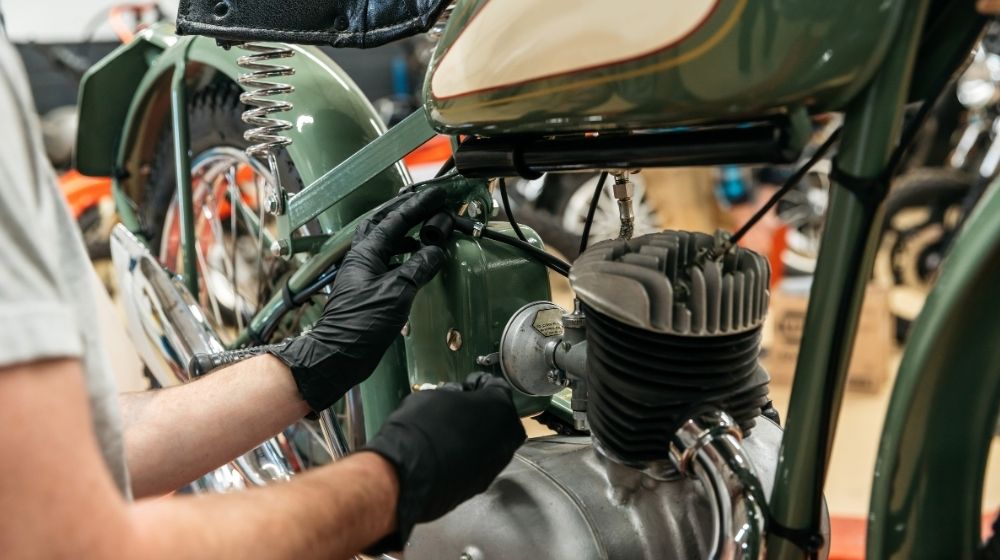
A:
0 36 132 497
0 40 85 368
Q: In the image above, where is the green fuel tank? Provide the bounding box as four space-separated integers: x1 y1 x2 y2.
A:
424 0 905 135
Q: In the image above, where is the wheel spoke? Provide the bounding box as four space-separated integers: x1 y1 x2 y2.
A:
225 165 245 332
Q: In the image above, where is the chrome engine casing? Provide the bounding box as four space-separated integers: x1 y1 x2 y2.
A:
408 416 786 559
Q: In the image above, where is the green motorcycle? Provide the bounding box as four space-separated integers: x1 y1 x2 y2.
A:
77 1 996 558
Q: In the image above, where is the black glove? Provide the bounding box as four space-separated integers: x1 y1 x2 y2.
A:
364 373 527 553
270 187 447 412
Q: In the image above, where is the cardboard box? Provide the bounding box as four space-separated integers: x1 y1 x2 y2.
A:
764 285 893 393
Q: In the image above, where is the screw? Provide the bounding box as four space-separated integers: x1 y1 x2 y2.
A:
264 193 284 215
446 329 463 351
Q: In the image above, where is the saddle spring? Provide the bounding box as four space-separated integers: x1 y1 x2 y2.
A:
236 42 296 216
236 42 297 312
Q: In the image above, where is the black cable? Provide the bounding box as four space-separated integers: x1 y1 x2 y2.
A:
727 92 945 254
435 156 455 178
579 171 609 255
727 127 843 248
450 214 571 276
498 177 529 242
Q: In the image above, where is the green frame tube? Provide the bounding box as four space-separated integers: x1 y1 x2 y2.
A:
766 1 931 556
866 181 1000 559
170 56 198 296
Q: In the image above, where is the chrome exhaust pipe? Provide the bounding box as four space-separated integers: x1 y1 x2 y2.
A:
110 224 225 388
670 411 768 560
110 224 296 488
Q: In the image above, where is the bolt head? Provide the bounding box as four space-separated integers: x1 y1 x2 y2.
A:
270 240 290 257
446 329 463 351
264 193 283 215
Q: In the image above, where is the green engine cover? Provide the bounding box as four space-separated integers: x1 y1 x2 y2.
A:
404 222 552 416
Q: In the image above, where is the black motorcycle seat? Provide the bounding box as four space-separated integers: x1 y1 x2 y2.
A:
177 0 450 49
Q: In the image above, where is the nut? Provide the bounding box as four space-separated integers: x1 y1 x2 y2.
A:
612 179 634 199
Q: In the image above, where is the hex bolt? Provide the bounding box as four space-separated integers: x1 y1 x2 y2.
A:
264 193 283 215
446 329 463 351
270 239 291 257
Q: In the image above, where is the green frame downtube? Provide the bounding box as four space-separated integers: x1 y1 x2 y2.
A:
866 181 1000 559
766 1 931 557
170 54 198 296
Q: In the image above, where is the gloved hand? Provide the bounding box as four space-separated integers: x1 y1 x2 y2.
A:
364 373 527 553
270 187 447 412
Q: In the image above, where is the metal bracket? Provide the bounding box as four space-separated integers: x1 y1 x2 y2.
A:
277 110 437 243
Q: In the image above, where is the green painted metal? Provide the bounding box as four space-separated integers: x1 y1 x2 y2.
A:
282 110 438 235
75 25 170 176
425 0 906 135
766 2 931 558
170 57 198 296
359 339 413 439
231 175 494 348
90 24 408 237
404 222 552 417
867 181 1000 559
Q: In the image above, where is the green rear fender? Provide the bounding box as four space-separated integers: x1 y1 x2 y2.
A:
77 24 413 437
77 23 409 234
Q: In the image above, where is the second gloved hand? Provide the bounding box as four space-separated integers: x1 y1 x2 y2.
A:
270 187 447 412
363 373 528 552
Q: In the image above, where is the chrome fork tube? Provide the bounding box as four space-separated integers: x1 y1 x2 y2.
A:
670 411 767 560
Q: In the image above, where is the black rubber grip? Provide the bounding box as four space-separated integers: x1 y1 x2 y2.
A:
419 212 455 246
188 345 281 377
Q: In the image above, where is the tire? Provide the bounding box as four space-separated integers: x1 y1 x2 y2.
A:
144 79 302 251
882 168 974 221
876 168 975 341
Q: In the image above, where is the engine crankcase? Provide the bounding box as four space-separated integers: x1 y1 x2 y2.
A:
407 417 782 559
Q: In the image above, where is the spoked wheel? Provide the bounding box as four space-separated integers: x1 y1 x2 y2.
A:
874 168 975 341
776 160 831 276
158 147 291 343
513 172 660 260
144 80 345 492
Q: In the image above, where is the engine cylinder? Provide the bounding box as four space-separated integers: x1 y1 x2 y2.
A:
570 230 772 467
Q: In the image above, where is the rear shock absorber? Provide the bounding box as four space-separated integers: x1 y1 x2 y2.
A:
236 42 296 216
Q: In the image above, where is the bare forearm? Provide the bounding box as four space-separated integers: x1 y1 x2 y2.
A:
120 354 309 497
126 452 398 560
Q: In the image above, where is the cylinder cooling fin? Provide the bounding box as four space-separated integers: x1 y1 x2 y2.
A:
569 230 772 466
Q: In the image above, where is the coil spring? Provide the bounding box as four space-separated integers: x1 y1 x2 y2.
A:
236 42 296 215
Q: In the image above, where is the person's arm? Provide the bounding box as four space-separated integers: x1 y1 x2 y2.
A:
0 358 397 560
119 354 308 497
3 358 524 559
121 187 448 497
